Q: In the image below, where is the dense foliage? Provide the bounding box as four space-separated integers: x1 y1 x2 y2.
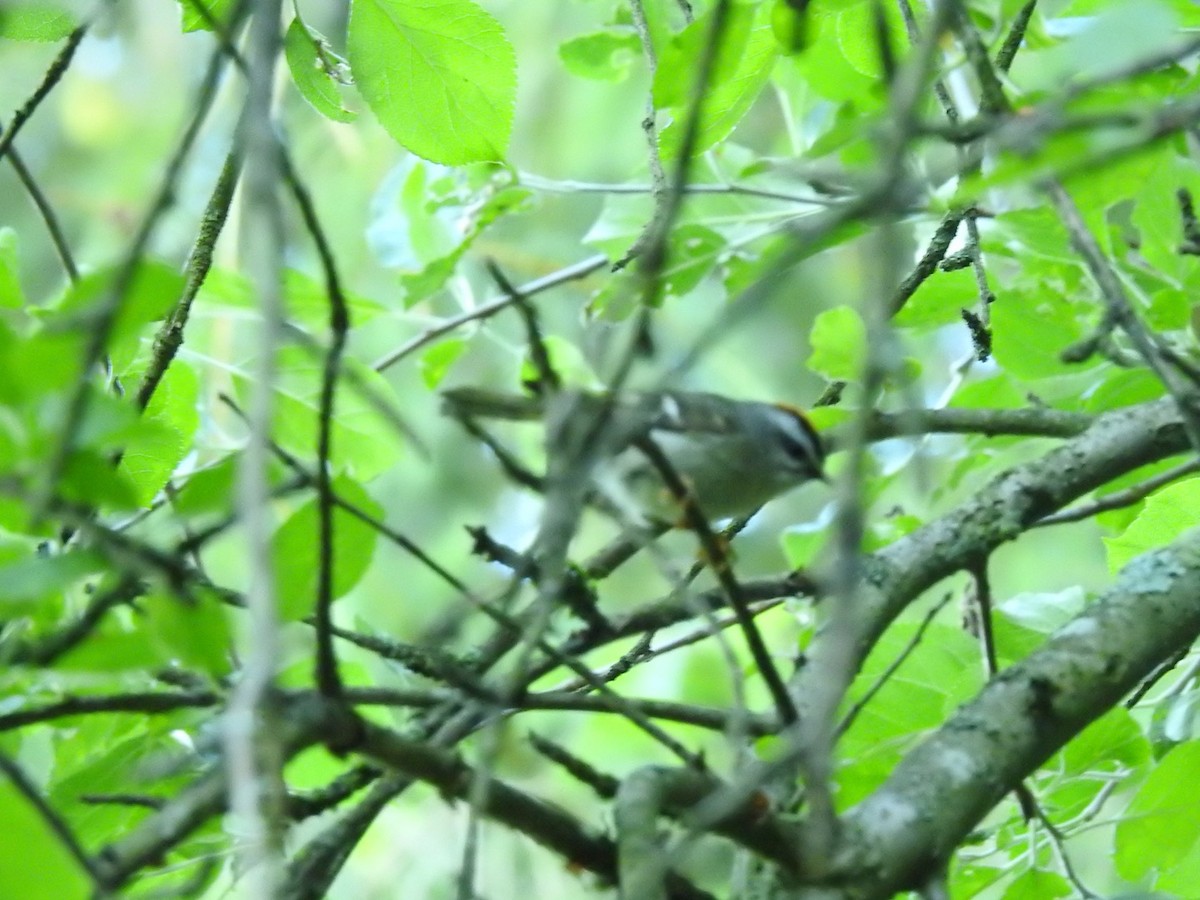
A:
2 0 1200 897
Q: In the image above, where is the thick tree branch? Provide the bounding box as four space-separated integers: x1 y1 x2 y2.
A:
827 527 1200 896
830 398 1185 661
675 399 1186 873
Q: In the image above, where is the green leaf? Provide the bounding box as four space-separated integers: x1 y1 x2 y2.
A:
348 0 516 164
143 589 232 676
990 288 1089 380
559 29 641 82
171 456 237 516
837 621 983 806
1000 868 1070 900
679 645 736 707
368 159 531 303
582 193 653 260
197 267 386 332
271 476 382 620
1115 741 1200 880
282 269 387 330
118 361 199 506
398 179 532 304
584 267 643 321
893 267 978 329
833 0 906 80
53 621 163 672
0 3 76 41
663 224 725 298
1104 478 1200 573
864 510 922 551
1131 153 1200 282
1083 369 1165 413
770 0 810 55
985 208 1077 265
951 865 1006 899
518 336 596 389
0 228 24 307
1158 850 1200 897
804 98 875 160
1044 708 1148 820
1014 0 1179 91
1144 287 1191 333
994 588 1087 662
1149 682 1200 751
53 259 185 375
1064 707 1149 774
177 0 234 33
947 374 1027 409
654 2 779 158
420 339 466 389
59 450 142 511
234 347 408 481
285 17 357 123
790 3 879 103
0 779 92 900
49 721 191 840
781 506 835 568
399 255 459 304
807 306 866 381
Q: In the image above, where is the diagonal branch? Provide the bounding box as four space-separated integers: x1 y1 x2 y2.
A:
828 526 1200 895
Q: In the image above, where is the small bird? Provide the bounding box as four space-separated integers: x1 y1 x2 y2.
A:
442 387 827 525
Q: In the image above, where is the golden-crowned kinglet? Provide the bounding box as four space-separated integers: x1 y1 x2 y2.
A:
443 387 827 524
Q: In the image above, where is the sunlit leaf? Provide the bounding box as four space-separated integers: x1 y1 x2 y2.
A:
654 2 779 158
177 0 234 33
1115 741 1200 879
348 0 516 164
0 3 76 41
118 361 199 506
807 305 866 381
1104 478 1200 573
1000 868 1070 900
53 259 185 375
0 780 91 899
0 228 24 307
285 17 357 123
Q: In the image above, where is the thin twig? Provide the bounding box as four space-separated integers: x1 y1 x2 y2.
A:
136 147 242 409
1035 458 1200 527
484 259 560 393
4 140 78 281
0 690 220 732
280 151 352 701
519 172 835 206
634 435 798 725
622 0 669 272
0 27 86 161
37 21 237 517
835 592 953 738
372 254 608 372
1047 180 1200 452
888 211 964 316
995 1 1038 74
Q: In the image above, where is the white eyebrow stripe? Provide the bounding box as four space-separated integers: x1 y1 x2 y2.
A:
775 408 825 465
